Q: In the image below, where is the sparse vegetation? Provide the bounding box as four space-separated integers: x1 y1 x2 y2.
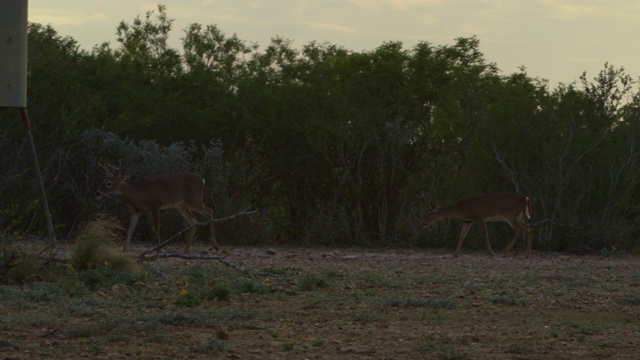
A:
2 245 640 358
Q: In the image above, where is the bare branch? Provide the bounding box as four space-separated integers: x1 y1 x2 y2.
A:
492 143 520 193
142 252 243 271
142 249 288 279
97 161 120 176
139 208 257 256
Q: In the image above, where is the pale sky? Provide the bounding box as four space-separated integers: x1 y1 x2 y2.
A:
29 0 640 88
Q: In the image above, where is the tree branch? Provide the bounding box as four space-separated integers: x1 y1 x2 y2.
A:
141 250 288 279
142 252 243 271
492 143 520 193
139 208 256 257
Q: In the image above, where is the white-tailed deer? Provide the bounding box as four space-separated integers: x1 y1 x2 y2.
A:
96 169 217 252
422 193 532 258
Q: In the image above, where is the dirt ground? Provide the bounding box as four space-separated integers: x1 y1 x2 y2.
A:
2 244 640 359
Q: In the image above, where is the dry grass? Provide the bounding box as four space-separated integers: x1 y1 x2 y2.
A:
71 216 142 274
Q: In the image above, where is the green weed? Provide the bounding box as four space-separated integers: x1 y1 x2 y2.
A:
491 294 526 306
388 298 457 309
192 338 226 354
204 282 233 301
439 346 468 360
505 343 530 354
299 273 330 291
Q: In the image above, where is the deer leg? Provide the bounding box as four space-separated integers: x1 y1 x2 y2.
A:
478 221 494 257
503 221 522 256
152 209 162 246
208 220 217 251
194 205 217 251
205 206 217 251
185 225 198 253
177 207 199 253
125 212 140 250
525 224 533 259
454 222 473 257
504 220 533 258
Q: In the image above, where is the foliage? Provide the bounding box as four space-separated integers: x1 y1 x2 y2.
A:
2 5 640 251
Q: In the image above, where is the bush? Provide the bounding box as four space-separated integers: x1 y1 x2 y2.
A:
71 217 142 274
0 234 42 284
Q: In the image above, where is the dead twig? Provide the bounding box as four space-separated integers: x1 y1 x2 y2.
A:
141 248 288 280
143 253 288 279
139 208 256 256
143 252 244 272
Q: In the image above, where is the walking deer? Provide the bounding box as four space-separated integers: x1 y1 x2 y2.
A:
422 193 533 258
96 168 217 252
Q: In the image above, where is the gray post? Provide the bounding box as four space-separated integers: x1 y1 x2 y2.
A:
21 108 57 242
1 0 56 242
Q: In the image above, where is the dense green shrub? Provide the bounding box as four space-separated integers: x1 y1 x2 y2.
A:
1 6 640 251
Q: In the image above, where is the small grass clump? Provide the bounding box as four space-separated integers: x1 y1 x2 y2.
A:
1 251 40 284
0 234 42 284
71 217 142 274
192 338 226 355
175 286 202 307
204 282 233 301
175 281 233 307
491 294 526 306
505 343 530 354
388 298 458 309
232 277 272 294
65 217 144 292
311 339 325 347
175 277 272 307
299 273 330 291
440 346 469 360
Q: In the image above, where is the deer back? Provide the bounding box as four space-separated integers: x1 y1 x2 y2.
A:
98 172 205 212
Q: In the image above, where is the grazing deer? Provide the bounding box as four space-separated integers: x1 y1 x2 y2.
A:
422 193 533 258
96 168 217 252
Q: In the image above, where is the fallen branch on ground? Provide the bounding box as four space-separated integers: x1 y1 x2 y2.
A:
142 251 287 279
139 208 256 256
142 252 243 271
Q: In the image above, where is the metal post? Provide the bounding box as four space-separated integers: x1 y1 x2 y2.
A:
1 0 56 242
20 108 56 242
